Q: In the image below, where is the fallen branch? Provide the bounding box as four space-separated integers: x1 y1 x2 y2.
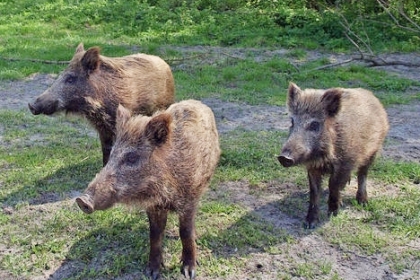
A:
1 54 208 66
165 53 209 63
312 58 355 70
354 55 420 67
312 55 420 71
0 57 69 65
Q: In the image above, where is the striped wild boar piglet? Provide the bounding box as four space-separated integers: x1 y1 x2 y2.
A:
28 43 175 165
76 100 220 279
278 83 389 229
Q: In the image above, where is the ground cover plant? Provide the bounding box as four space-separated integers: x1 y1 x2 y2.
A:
1 1 420 279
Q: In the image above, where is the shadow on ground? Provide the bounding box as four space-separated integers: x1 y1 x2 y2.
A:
3 159 100 207
44 182 335 280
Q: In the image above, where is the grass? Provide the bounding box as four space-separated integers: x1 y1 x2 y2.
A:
174 55 420 106
1 1 420 279
218 130 289 184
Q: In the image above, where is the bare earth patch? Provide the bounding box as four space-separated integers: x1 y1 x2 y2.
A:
1 48 420 279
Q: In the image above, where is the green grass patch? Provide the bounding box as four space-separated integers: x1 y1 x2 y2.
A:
173 57 294 105
174 56 419 106
319 181 420 262
0 110 101 205
371 159 420 184
216 129 307 185
363 186 420 238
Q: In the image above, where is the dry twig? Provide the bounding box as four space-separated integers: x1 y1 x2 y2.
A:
0 57 69 65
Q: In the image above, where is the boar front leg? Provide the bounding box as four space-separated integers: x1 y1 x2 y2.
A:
328 165 352 217
146 208 168 280
179 207 198 279
98 131 114 166
306 168 323 229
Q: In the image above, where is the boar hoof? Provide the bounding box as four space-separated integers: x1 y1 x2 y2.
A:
356 192 368 205
145 267 161 280
357 200 368 207
305 206 319 229
181 262 198 279
304 220 318 229
76 196 94 214
327 209 339 217
277 155 294 168
181 265 196 279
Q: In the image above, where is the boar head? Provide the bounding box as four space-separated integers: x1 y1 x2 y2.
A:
28 43 101 115
278 83 341 167
76 105 172 213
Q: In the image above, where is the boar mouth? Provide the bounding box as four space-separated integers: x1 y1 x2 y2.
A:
277 155 295 167
76 196 94 214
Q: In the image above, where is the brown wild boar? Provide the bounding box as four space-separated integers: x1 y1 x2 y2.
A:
278 83 389 229
28 43 175 165
76 100 220 279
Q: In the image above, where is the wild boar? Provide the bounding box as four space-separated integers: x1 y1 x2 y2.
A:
278 83 389 229
76 100 220 279
28 43 175 165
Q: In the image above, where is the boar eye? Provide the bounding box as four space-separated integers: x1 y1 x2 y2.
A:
65 75 76 84
123 151 139 166
308 121 320 132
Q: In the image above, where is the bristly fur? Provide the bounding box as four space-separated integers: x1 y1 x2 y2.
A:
280 82 389 228
77 100 220 277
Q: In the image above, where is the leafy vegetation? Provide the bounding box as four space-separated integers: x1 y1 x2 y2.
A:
1 0 419 79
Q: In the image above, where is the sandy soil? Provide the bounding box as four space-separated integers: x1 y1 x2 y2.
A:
0 47 419 280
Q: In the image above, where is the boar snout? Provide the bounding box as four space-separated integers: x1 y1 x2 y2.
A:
278 154 295 167
76 195 95 214
28 96 60 115
28 103 41 115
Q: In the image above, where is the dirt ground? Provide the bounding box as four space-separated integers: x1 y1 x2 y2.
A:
1 48 419 279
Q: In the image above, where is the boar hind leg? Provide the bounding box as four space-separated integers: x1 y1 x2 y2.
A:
305 168 323 229
356 155 375 205
146 208 168 280
179 207 198 279
99 131 114 166
328 166 352 217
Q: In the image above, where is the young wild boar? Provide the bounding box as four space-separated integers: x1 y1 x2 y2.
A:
76 100 220 279
278 83 389 229
28 43 175 165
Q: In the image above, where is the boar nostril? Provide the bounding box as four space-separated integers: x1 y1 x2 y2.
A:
278 155 294 167
76 197 94 214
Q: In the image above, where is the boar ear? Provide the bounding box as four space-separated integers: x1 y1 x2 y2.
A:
287 82 302 108
145 113 172 147
116 104 131 131
81 47 101 75
322 89 342 117
75 43 85 53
